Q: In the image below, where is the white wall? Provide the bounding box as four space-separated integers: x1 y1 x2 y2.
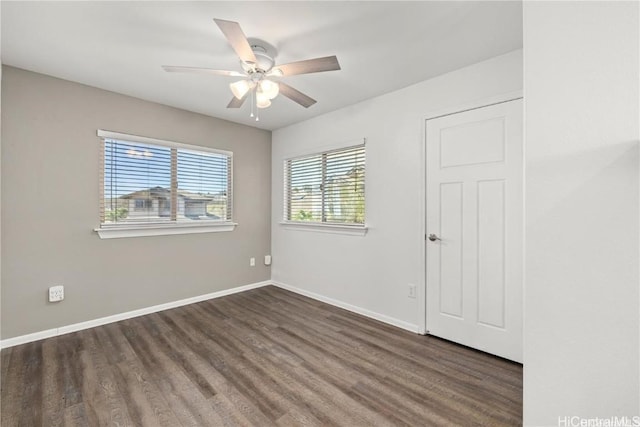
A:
524 1 639 424
272 50 523 331
0 1 3 347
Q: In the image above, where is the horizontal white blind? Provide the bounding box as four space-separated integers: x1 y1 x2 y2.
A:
285 144 365 225
100 136 232 227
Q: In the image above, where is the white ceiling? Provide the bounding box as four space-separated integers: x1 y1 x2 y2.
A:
1 1 522 131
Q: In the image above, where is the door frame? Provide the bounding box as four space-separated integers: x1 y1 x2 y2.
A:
419 90 524 335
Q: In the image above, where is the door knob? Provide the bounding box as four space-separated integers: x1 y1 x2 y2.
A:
428 234 441 242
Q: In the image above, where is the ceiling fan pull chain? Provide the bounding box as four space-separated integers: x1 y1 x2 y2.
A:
255 88 260 122
250 88 255 118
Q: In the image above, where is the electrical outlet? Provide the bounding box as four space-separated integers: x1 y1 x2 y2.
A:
49 285 64 302
250 257 256 267
264 255 272 266
408 284 416 299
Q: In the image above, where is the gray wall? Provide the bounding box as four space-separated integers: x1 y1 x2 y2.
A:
1 66 272 339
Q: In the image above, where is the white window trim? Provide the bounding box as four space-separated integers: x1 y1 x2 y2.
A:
283 139 366 233
279 221 368 236
95 221 237 239
96 130 235 239
97 130 232 156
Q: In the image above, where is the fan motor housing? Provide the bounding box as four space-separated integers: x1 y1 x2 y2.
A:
242 45 275 73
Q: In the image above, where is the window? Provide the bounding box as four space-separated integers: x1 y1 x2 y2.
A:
96 130 234 238
134 199 152 210
284 143 365 227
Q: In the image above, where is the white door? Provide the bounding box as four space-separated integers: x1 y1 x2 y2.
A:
426 99 523 362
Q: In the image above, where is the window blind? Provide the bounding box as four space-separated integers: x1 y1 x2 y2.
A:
284 143 365 225
99 134 232 227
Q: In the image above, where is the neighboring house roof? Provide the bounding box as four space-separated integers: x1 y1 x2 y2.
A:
120 186 169 200
177 190 214 201
120 186 214 202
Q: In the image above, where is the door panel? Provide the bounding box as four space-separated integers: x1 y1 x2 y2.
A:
426 99 523 362
439 182 463 318
440 117 505 167
477 179 506 328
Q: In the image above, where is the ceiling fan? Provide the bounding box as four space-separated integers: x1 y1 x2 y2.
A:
163 19 341 121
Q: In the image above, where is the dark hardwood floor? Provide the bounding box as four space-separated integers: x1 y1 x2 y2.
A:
1 286 522 426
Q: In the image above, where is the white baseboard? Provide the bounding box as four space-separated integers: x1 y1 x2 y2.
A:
0 280 271 349
1 279 419 349
271 281 421 334
0 328 60 349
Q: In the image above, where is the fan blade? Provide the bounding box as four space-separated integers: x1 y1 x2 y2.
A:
227 92 248 108
278 82 317 108
162 66 245 77
272 56 340 77
213 18 257 64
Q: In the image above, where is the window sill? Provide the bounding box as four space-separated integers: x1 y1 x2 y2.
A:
279 221 368 236
95 221 237 239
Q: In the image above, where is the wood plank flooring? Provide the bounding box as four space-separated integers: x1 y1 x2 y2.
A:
1 286 522 426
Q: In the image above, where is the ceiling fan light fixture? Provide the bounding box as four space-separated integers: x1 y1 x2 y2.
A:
256 91 272 109
230 80 251 99
256 98 271 109
259 79 280 100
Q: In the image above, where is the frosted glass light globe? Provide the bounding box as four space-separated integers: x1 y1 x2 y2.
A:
256 92 272 109
230 80 251 99
259 79 279 100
